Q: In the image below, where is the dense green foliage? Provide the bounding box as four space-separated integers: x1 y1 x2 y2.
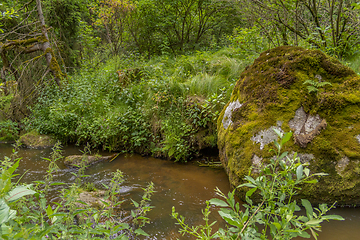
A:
172 131 344 239
23 48 249 160
0 145 154 239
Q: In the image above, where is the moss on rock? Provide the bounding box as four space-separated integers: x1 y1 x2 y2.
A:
19 130 56 149
217 46 360 205
64 153 118 168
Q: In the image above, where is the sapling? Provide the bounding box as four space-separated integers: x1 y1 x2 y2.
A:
172 130 344 240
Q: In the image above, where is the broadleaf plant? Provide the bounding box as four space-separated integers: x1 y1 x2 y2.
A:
172 130 344 239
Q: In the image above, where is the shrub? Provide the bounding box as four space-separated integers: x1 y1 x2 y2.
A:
0 120 19 142
172 130 344 239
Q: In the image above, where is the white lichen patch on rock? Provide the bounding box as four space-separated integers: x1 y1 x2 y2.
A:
288 107 327 148
356 135 360 144
222 100 242 129
304 115 323 133
336 156 350 176
289 107 323 134
251 122 283 150
251 154 263 173
297 153 314 164
288 107 307 135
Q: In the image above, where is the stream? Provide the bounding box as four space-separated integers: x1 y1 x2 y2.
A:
1 143 360 239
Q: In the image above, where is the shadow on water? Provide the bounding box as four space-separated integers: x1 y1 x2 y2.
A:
1 143 360 239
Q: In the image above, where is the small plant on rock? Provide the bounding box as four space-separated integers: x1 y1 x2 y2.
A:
303 79 332 95
172 130 344 239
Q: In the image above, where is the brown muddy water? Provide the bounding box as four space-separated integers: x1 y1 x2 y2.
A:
1 143 360 239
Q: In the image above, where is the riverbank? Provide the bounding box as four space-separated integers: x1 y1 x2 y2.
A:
1 47 254 162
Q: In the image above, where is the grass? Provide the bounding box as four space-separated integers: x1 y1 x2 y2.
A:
343 53 360 75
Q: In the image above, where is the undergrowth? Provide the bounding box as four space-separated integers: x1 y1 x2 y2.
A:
19 45 360 161
24 47 251 161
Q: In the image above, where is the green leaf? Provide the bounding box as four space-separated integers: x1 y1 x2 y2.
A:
5 185 36 203
279 192 286 202
273 128 283 138
310 228 318 240
273 140 280 151
131 199 139 208
278 151 288 160
304 168 310 177
50 182 66 186
168 147 175 157
222 215 242 228
296 165 303 181
306 219 323 226
297 216 308 222
238 183 256 188
297 231 311 238
281 132 292 145
218 210 240 227
75 200 88 206
321 215 344 221
244 176 256 185
272 222 282 230
134 228 149 236
302 199 313 220
246 187 257 198
7 159 20 176
0 199 10 225
209 198 228 207
46 205 53 216
1 224 11 235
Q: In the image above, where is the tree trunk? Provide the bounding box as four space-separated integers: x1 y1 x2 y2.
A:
36 0 62 87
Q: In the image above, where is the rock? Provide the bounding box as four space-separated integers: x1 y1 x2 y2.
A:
217 46 360 205
76 190 110 209
75 190 111 224
64 153 118 168
75 190 130 226
19 130 56 149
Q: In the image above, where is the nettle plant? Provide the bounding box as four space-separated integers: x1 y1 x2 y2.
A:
0 146 154 239
172 130 344 240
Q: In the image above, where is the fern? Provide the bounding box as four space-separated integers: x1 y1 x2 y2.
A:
303 79 332 94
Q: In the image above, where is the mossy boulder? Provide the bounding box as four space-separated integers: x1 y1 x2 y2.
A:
64 153 118 168
217 46 360 205
19 130 56 149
